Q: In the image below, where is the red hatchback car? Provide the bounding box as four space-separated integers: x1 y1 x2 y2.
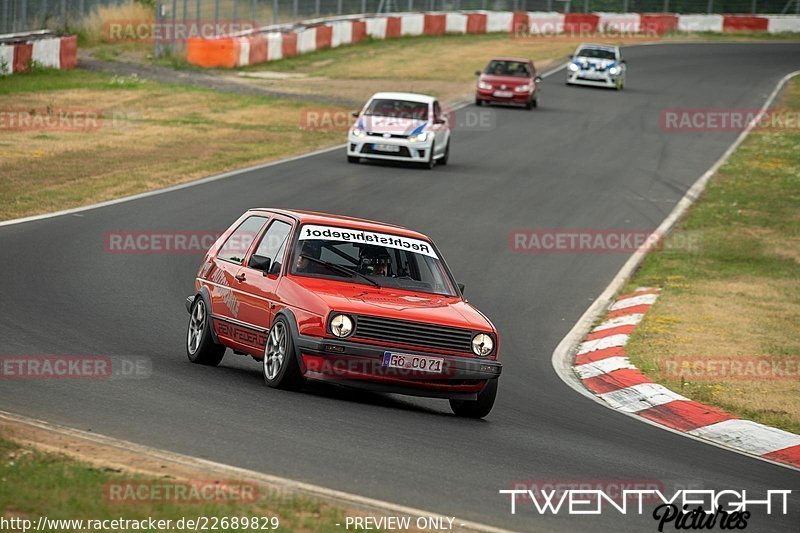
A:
185 209 502 417
475 57 542 109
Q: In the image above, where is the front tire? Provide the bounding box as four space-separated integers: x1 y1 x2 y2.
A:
423 141 436 170
186 297 225 366
439 140 450 166
347 156 359 163
449 379 498 419
263 316 304 390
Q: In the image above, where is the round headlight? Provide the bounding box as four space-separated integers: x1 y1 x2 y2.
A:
330 314 354 338
609 66 619 75
409 131 429 142
472 333 494 356
352 127 366 137
568 63 579 72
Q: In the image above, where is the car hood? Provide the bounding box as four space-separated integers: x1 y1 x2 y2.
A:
358 116 428 136
480 74 531 86
284 276 494 332
574 57 616 69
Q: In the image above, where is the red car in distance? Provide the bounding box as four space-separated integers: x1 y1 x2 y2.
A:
475 57 542 109
185 209 502 418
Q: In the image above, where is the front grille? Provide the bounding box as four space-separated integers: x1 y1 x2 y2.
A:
361 145 411 157
353 315 474 354
367 132 409 139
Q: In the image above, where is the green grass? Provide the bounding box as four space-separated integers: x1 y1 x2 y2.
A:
0 437 361 532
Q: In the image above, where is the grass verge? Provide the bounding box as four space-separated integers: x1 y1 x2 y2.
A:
0 435 360 532
0 68 346 221
622 76 800 434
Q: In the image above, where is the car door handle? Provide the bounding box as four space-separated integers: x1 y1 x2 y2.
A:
234 273 246 282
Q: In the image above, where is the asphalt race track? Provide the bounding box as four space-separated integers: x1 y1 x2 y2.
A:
2 43 799 532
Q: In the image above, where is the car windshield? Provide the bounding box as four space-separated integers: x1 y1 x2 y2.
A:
484 60 531 77
290 224 458 297
576 48 616 60
363 99 429 120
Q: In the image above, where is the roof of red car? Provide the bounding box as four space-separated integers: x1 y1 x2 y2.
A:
249 208 431 240
489 57 531 63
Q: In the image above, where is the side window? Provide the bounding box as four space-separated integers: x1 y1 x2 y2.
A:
433 101 442 120
251 220 292 274
218 216 268 265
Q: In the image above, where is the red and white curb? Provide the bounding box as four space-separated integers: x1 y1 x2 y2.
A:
573 287 800 469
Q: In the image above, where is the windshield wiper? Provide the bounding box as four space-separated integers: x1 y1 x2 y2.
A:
300 255 381 288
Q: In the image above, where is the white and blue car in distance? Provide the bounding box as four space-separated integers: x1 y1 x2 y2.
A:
566 44 626 90
347 92 451 169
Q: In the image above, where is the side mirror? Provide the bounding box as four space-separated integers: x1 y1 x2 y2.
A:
568 54 573 59
620 59 626 64
534 76 542 83
457 283 466 295
474 70 481 76
268 261 281 277
248 254 271 273
351 110 359 118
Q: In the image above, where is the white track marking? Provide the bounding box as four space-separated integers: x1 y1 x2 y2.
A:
688 420 800 456
592 313 645 332
608 293 658 310
576 333 629 355
598 384 688 413
574 356 635 379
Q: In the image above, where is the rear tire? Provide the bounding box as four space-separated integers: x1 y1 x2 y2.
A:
186 297 225 366
449 379 498 419
263 316 304 390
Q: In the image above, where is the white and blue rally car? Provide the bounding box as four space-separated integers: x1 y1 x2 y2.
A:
566 44 626 90
347 92 451 169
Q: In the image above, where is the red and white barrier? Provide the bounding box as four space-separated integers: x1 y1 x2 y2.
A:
767 14 800 32
0 32 76 75
596 12 641 33
573 288 800 469
528 12 565 34
185 11 800 69
677 14 724 32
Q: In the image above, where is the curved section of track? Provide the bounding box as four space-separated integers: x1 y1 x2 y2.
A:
1 43 799 532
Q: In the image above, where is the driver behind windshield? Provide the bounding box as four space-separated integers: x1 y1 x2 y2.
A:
358 246 393 277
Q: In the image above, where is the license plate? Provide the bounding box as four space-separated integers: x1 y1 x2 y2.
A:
584 72 603 79
372 144 400 152
382 351 444 373
493 90 513 98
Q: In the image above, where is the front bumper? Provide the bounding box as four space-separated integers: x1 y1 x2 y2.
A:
296 335 502 400
476 88 532 104
566 70 619 87
348 134 433 163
